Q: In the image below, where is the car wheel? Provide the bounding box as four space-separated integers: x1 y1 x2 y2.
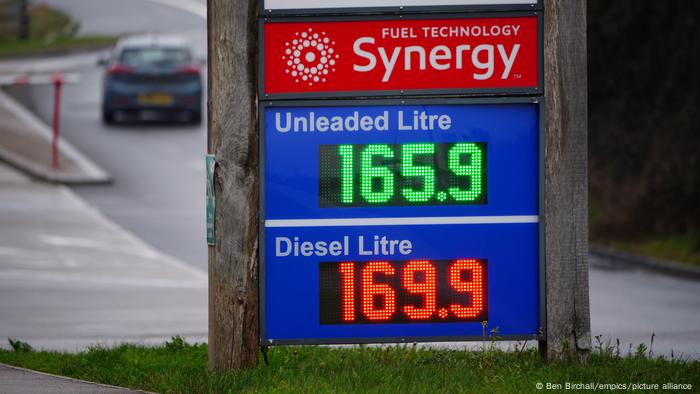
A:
102 108 115 124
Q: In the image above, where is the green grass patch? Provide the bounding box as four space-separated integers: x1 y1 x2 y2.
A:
1 337 698 393
0 35 117 58
609 233 700 268
0 3 116 58
589 199 700 269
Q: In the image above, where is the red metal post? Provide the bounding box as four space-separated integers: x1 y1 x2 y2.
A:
52 73 63 170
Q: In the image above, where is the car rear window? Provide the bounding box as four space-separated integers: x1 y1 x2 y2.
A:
120 48 192 68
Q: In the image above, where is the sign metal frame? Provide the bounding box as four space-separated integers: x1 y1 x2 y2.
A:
260 0 543 17
258 96 545 346
258 11 543 100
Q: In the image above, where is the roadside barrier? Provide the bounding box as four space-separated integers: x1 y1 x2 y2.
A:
0 72 80 170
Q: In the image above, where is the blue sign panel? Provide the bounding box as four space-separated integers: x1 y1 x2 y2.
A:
261 99 541 345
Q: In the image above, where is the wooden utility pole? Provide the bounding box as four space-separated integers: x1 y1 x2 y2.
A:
540 0 591 361
207 0 260 371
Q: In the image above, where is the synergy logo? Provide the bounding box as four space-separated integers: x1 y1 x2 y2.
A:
282 29 340 86
265 16 539 95
353 34 520 82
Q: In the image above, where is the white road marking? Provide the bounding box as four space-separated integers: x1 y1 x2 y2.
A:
0 270 206 288
0 72 80 86
0 246 42 258
39 234 162 260
266 215 539 228
0 51 105 74
144 0 207 19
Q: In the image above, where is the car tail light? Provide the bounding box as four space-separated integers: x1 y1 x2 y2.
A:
182 96 196 107
108 64 134 75
176 64 200 76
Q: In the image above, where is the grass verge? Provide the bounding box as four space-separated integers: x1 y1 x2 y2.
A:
590 201 700 269
1 337 698 393
0 36 117 58
0 3 116 58
609 233 700 269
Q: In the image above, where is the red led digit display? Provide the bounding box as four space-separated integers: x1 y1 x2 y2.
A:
402 261 437 320
338 262 355 322
449 259 485 319
319 259 487 324
361 262 397 321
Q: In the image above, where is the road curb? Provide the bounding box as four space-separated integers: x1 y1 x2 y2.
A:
0 89 112 185
0 363 152 393
590 244 700 281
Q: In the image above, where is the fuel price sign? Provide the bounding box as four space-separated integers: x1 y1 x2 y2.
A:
261 99 542 345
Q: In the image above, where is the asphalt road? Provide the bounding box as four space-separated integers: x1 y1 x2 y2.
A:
7 0 208 269
3 0 700 358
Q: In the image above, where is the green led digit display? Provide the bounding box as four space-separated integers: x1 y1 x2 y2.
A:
319 143 487 207
338 145 354 204
448 143 483 202
360 145 395 204
402 144 436 203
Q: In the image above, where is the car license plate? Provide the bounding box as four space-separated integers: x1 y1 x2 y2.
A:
137 93 173 105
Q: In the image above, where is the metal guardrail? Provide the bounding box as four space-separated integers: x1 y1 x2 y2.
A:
590 244 700 281
0 0 26 39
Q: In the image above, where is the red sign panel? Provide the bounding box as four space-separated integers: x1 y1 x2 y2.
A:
263 15 539 96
